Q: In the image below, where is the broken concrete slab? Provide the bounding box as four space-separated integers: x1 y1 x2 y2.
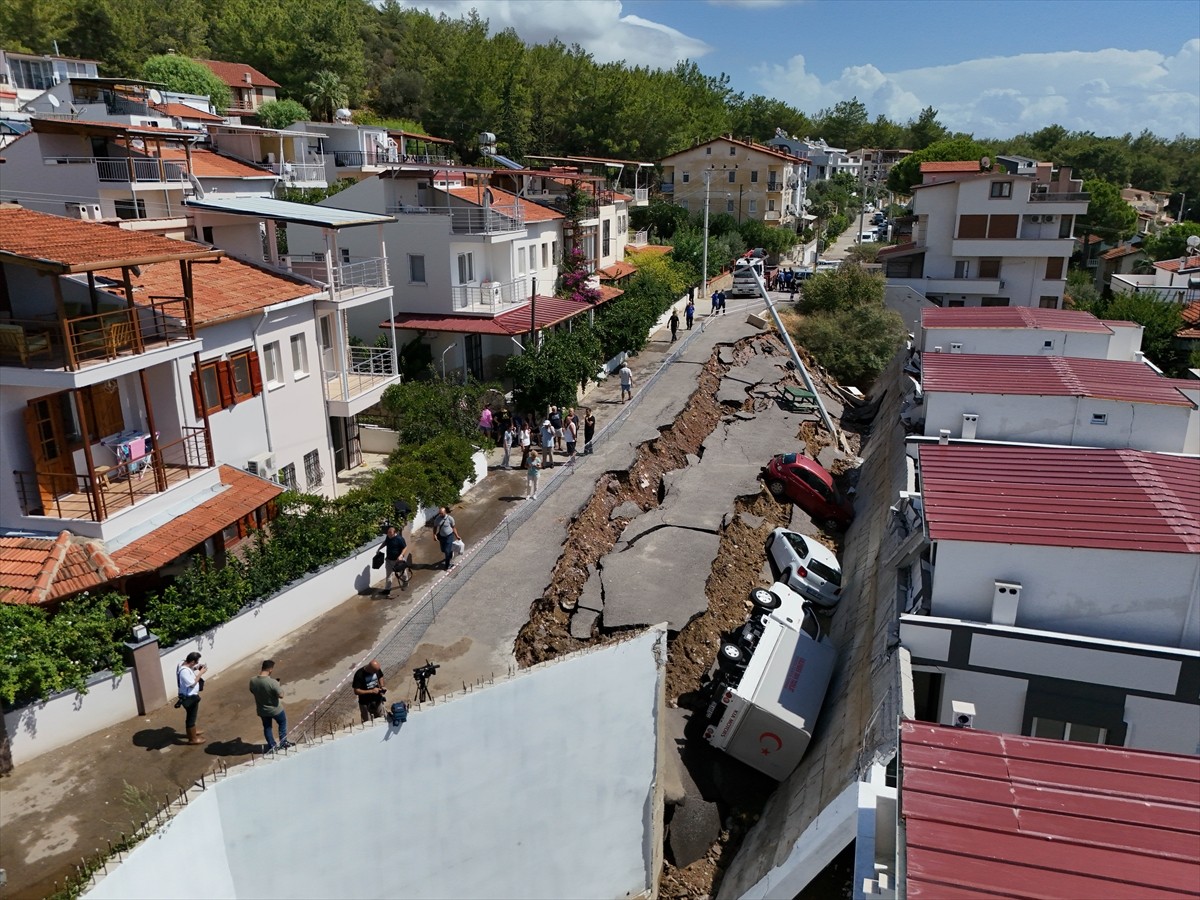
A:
569 606 599 640
788 505 821 536
609 501 642 522
718 346 737 366
668 797 722 868
717 376 751 406
817 445 847 472
601 526 721 630
577 566 604 613
738 513 765 530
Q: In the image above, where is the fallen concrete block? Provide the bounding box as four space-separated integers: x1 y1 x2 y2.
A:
745 311 769 329
668 797 722 867
569 606 599 640
609 500 643 521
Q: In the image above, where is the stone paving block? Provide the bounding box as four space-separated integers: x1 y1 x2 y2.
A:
738 512 765 530
718 346 737 366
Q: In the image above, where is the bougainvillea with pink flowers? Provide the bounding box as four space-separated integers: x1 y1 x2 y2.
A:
559 245 602 304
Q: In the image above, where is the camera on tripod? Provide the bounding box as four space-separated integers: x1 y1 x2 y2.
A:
412 660 438 702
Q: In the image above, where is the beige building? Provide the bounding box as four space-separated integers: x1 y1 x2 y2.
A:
659 136 808 229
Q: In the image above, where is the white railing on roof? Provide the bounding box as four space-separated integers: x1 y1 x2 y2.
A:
450 276 529 311
386 203 525 234
284 256 389 295
44 156 188 184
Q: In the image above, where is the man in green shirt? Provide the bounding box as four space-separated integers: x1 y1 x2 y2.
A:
248 659 290 751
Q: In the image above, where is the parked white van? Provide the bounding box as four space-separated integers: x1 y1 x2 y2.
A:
856 231 877 243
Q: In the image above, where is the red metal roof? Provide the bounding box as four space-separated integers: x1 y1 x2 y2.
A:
921 353 1195 407
384 294 606 336
922 306 1113 334
901 720 1200 899
918 444 1200 553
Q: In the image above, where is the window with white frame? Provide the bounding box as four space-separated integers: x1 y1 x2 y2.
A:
750 171 758 183
409 254 426 283
726 199 734 212
541 242 549 268
728 170 736 183
290 334 309 376
551 240 558 264
457 252 474 284
263 341 283 387
1090 413 1108 425
768 199 776 211
990 181 1013 198
682 171 690 182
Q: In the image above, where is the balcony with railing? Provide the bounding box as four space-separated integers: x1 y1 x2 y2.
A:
632 187 649 205
659 182 675 194
13 425 215 530
325 346 402 417
268 157 327 183
450 277 529 313
333 149 453 169
283 255 390 304
0 298 196 377
42 155 189 185
1028 190 1090 203
387 203 526 235
766 180 783 192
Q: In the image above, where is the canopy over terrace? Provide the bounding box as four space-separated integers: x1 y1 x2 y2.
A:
382 292 621 338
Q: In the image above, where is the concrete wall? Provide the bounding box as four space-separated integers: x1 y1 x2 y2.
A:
922 392 1193 452
85 630 666 900
920 327 1116 358
930 540 1200 650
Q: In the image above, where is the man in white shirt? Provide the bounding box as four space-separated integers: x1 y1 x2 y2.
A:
177 651 208 745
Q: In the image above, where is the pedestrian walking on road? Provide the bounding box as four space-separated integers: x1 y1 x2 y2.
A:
669 308 679 342
710 290 719 314
540 419 555 468
176 651 207 745
519 422 532 469
353 659 386 723
248 660 290 752
501 423 514 469
478 404 493 440
718 290 727 314
432 506 460 570
378 524 411 593
526 453 541 499
685 300 695 329
584 410 596 454
619 363 633 403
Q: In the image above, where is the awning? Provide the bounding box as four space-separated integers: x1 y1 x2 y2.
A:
876 241 922 259
384 294 614 336
184 196 395 229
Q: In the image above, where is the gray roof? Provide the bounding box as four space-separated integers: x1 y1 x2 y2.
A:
183 195 394 229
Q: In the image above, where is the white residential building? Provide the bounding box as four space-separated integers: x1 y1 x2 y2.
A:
918 353 1199 453
766 134 856 183
878 160 1090 309
1111 250 1200 304
919 306 1144 360
0 49 98 104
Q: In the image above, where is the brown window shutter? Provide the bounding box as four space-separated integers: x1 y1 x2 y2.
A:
248 350 264 395
190 370 205 417
217 360 235 407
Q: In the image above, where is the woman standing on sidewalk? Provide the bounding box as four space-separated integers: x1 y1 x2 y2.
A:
526 453 541 500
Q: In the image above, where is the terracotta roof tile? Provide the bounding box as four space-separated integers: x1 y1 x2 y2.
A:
152 102 226 123
1100 244 1143 260
439 185 564 223
96 255 319 326
0 531 119 606
0 207 217 272
112 466 283 575
195 59 281 89
661 136 808 165
155 147 273 179
597 260 637 281
919 160 984 173
1156 256 1200 273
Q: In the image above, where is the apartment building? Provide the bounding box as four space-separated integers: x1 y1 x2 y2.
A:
659 136 808 229
878 159 1089 309
765 134 855 183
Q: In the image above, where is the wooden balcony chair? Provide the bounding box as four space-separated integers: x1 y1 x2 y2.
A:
0 323 53 365
103 319 136 357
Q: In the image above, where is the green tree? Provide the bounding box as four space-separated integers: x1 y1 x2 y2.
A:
801 263 886 314
1142 223 1200 261
304 69 349 122
814 97 869 150
791 304 906 386
256 98 309 129
1077 179 1138 256
505 324 602 413
1071 291 1188 376
379 377 497 446
140 54 231 111
887 137 993 195
907 106 948 151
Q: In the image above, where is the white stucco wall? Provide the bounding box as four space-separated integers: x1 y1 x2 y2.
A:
922 391 1192 452
1124 695 1200 755
930 540 1200 649
4 671 139 768
935 668 1028 733
87 630 666 900
921 327 1114 358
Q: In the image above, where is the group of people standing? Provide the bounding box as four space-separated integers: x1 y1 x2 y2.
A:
710 289 728 315
497 405 596 500
668 299 697 342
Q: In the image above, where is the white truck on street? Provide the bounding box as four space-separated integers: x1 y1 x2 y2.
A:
702 580 837 780
729 251 766 297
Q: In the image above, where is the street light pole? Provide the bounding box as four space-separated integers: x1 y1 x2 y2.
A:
701 169 712 302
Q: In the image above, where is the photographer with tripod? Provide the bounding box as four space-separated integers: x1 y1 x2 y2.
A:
353 659 386 722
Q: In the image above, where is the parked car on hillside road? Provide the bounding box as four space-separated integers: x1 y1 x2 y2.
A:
765 527 843 610
762 452 854 528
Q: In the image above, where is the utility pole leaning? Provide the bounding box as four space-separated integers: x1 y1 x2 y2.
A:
701 168 713 303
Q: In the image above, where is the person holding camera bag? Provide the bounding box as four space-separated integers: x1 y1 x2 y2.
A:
176 651 207 745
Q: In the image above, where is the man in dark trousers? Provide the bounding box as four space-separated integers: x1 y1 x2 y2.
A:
176 651 207 745
378 524 411 593
248 659 290 751
584 410 596 454
353 659 386 722
669 308 679 342
685 299 695 329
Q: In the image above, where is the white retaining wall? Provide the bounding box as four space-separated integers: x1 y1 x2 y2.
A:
4 452 490 767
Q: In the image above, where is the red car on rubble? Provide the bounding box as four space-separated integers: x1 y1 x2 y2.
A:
762 452 854 528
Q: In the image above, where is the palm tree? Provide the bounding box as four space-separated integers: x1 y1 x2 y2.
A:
304 71 348 123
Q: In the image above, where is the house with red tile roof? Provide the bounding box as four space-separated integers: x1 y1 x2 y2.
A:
1110 248 1200 303
920 306 1144 359
659 135 810 231
286 168 615 382
879 159 1089 310
194 59 280 114
917 353 1198 453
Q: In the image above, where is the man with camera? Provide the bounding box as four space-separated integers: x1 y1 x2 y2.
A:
353 659 387 722
176 651 207 745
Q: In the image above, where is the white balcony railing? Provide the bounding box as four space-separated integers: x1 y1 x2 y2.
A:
271 158 326 182
633 187 649 203
325 346 399 405
284 256 389 298
387 203 525 235
450 277 529 311
43 156 188 184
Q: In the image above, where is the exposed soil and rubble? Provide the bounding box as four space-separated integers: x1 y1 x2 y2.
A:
513 331 859 898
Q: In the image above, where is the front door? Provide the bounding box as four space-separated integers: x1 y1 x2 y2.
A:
465 333 483 382
345 417 362 469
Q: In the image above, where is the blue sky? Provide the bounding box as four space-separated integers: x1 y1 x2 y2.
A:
396 0 1200 139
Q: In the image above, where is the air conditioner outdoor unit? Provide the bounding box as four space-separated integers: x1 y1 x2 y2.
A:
481 281 502 304
246 452 276 478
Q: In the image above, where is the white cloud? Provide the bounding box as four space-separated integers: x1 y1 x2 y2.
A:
759 42 1200 137
394 0 711 66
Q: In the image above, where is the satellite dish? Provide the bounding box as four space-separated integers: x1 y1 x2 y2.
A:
980 156 991 170
1186 235 1199 248
187 173 206 199
47 94 60 109
147 88 163 105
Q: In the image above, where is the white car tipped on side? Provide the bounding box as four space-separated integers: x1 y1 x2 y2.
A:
764 527 843 610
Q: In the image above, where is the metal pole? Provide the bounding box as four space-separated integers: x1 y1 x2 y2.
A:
857 161 866 247
701 171 712 301
529 275 537 344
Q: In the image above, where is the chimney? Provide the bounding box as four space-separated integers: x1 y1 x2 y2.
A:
951 700 976 729
992 581 1021 626
243 72 253 84
961 413 978 440
938 429 951 445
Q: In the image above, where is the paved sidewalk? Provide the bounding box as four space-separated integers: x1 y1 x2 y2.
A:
1 290 743 899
